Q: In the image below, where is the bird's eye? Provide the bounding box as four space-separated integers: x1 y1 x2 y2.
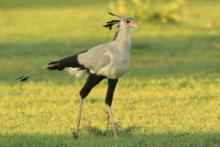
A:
126 20 130 23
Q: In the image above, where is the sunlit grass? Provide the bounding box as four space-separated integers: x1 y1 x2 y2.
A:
0 78 220 146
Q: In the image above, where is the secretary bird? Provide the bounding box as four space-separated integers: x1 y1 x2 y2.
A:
17 12 137 138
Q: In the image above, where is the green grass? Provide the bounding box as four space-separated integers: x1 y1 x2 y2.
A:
0 0 220 146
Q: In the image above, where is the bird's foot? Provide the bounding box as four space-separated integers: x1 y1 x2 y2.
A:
111 131 117 138
72 131 79 139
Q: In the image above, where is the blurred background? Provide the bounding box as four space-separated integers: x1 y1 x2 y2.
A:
0 0 219 82
0 0 220 146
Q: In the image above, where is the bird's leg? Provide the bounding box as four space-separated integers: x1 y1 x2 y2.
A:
106 110 110 131
106 105 117 137
73 74 104 139
105 79 118 138
73 98 83 138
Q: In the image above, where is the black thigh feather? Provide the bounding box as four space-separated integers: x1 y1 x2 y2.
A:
105 79 118 106
80 74 105 99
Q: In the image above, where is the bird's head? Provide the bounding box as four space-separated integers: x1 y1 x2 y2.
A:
120 16 137 29
103 12 137 30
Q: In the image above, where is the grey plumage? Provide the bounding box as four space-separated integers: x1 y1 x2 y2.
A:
78 44 111 74
67 16 136 79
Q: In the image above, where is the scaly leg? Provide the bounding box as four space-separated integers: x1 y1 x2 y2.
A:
73 74 104 138
106 105 117 138
105 79 118 137
106 110 110 131
73 98 83 138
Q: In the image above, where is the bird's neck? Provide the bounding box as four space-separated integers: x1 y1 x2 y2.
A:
114 27 132 52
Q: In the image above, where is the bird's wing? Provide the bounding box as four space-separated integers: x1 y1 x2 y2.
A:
77 43 113 74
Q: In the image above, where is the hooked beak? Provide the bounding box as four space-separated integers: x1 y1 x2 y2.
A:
132 22 138 29
133 23 138 28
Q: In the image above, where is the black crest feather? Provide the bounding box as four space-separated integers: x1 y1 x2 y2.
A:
103 19 120 30
108 12 121 17
103 12 121 30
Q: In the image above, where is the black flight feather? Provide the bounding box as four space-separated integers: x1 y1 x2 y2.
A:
46 54 87 71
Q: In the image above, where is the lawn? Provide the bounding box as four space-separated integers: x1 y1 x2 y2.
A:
0 0 220 146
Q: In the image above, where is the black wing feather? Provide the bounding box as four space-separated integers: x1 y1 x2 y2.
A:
47 52 87 71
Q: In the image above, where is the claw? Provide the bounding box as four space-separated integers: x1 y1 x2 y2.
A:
72 131 79 139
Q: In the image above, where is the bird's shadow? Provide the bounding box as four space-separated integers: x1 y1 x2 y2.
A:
84 123 140 136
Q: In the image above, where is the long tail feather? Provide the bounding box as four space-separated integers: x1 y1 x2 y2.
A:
16 76 30 82
16 66 48 82
46 61 60 70
17 54 84 82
